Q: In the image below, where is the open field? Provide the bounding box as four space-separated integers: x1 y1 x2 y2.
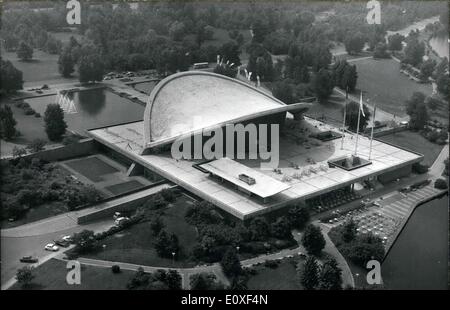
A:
246 257 304 290
84 195 198 268
377 130 444 166
355 58 433 117
1 101 50 145
10 258 133 290
1 49 77 86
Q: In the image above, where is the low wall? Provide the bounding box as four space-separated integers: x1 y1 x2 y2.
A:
76 195 148 224
18 138 100 162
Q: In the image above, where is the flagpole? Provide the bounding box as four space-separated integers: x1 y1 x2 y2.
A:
369 104 376 160
354 91 362 156
341 87 348 150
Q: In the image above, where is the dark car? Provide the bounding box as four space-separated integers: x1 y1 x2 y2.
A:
20 256 38 263
54 239 70 248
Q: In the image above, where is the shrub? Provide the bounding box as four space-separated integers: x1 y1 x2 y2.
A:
24 107 35 115
264 260 279 269
412 163 429 174
34 113 41 118
111 265 121 274
160 188 176 203
434 178 448 190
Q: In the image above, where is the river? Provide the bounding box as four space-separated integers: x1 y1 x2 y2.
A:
382 194 448 290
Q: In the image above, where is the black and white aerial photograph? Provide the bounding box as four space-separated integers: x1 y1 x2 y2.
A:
0 0 449 299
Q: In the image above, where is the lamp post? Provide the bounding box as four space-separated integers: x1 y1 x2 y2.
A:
172 252 176 266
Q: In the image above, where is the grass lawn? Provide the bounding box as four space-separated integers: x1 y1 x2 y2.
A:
85 195 199 268
105 180 145 195
246 257 304 290
65 157 119 183
355 58 433 117
10 258 133 290
378 130 444 166
0 101 50 146
1 49 77 86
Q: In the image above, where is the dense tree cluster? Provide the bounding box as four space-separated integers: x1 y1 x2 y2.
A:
329 221 385 268
301 224 326 256
299 256 342 290
1 60 24 93
0 104 18 140
127 267 182 290
343 100 371 132
331 60 358 92
44 104 67 141
406 92 429 130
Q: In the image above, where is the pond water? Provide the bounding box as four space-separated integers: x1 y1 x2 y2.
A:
25 88 144 135
382 194 448 290
429 35 449 59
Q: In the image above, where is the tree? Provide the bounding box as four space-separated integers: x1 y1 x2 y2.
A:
149 216 165 236
26 138 46 153
78 54 105 83
301 224 326 256
387 34 404 51
16 266 35 288
219 41 241 66
419 59 436 80
58 47 75 77
272 81 295 105
288 205 310 230
246 44 274 81
270 216 292 239
299 256 319 290
436 74 449 98
190 272 224 290
248 216 270 241
373 43 389 59
154 230 179 258
0 104 17 140
166 270 182 290
406 92 429 130
44 104 67 141
318 258 342 290
0 60 23 92
213 63 237 78
343 233 385 267
434 178 448 190
342 218 357 243
16 41 33 61
403 38 425 66
169 21 186 41
312 69 334 103
343 101 371 132
72 230 99 254
344 33 365 55
251 18 269 44
220 247 242 277
332 60 357 92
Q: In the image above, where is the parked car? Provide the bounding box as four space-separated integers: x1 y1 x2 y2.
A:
54 239 70 248
19 256 38 263
113 212 121 220
44 243 59 252
114 217 129 226
61 235 73 243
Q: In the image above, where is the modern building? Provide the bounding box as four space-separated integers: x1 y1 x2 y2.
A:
88 71 423 220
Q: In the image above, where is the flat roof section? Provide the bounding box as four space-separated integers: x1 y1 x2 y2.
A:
199 157 291 199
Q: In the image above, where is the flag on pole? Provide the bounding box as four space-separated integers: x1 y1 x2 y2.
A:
359 91 365 117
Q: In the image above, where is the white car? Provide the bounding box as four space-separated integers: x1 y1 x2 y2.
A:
44 243 59 252
61 235 73 243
